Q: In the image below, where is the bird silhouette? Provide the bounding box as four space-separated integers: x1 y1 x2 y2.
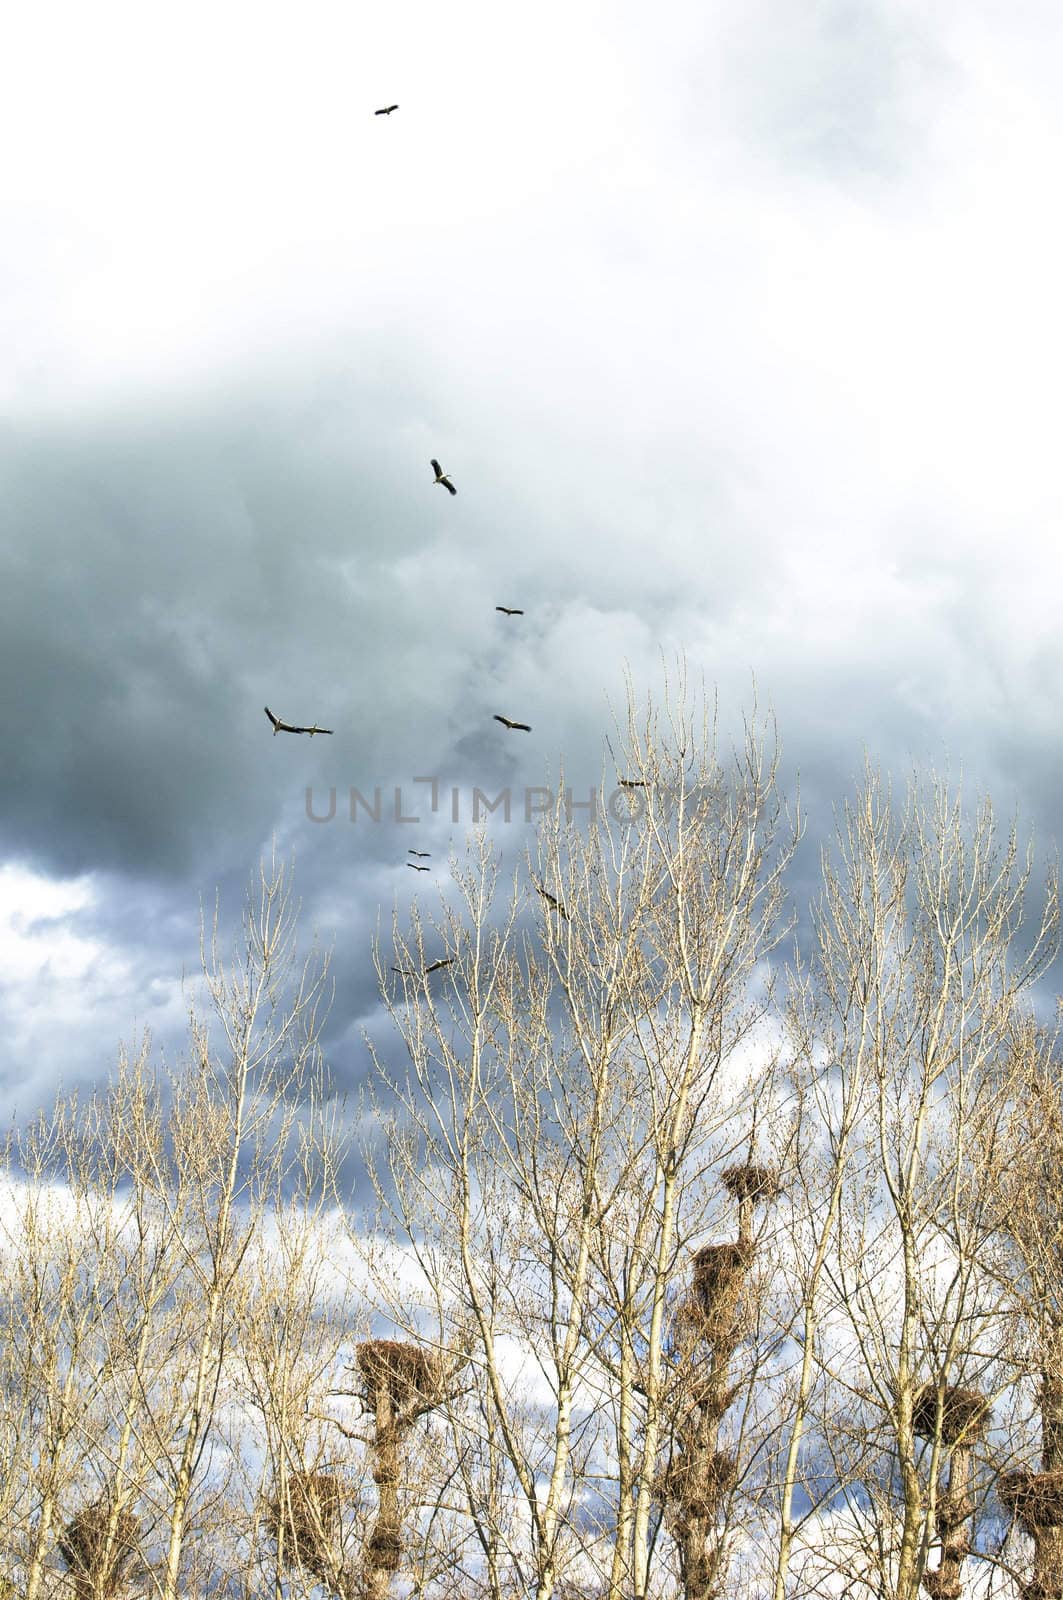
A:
494 715 531 732
618 778 647 787
535 883 569 920
495 606 524 616
408 849 431 857
375 104 399 115
406 863 430 873
431 459 457 495
392 958 454 976
265 707 334 737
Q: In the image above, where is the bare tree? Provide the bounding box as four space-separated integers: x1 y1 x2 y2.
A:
792 769 1057 1600
991 1018 1063 1600
140 855 334 1600
365 677 798 1600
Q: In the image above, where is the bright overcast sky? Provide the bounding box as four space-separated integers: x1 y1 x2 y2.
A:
3 0 1063 1109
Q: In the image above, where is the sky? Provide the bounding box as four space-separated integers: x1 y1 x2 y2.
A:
3 0 1063 1113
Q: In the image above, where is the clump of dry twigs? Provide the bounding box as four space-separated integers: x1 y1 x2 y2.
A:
58 1501 139 1600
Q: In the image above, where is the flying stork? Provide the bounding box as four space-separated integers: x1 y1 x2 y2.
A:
431 459 457 495
535 883 569 920
264 707 334 737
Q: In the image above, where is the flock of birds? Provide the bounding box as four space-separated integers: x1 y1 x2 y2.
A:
257 102 544 974
262 454 530 743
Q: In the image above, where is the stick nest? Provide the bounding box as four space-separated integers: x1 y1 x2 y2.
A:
922 1567 963 1600
355 1340 441 1410
720 1163 780 1204
266 1471 345 1573
999 1468 1063 1530
656 1449 737 1520
366 1520 403 1573
691 1242 753 1304
911 1384 989 1444
58 1502 139 1599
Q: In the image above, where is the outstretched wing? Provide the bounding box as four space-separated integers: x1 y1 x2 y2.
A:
535 883 569 919
264 706 280 729
424 958 454 975
431 458 442 476
442 476 457 495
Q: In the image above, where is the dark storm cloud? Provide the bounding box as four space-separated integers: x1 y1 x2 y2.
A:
0 370 463 881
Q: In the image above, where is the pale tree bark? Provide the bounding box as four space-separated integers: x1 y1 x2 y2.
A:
0 1136 103 1600
138 855 334 1600
367 674 797 1600
991 1021 1063 1600
805 769 1057 1600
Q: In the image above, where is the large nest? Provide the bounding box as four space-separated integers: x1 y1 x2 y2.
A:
355 1340 440 1412
655 1450 737 1520
922 1567 963 1600
366 1520 403 1573
680 1375 741 1420
691 1243 753 1306
266 1471 345 1573
58 1501 139 1599
912 1384 989 1445
999 1469 1063 1531
720 1163 780 1205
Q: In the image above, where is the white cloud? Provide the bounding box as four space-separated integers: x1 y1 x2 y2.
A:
0 864 184 1105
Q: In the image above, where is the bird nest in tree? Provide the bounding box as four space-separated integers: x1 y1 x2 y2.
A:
58 1502 139 1599
922 1567 964 1600
999 1469 1063 1531
687 1242 754 1341
911 1384 989 1445
366 1520 403 1573
355 1340 440 1410
655 1450 737 1520
720 1163 780 1204
692 1242 753 1303
680 1374 741 1420
266 1471 345 1573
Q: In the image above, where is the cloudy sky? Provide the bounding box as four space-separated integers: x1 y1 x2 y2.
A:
3 0 1063 1112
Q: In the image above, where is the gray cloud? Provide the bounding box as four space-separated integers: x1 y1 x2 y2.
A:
3 0 1063 1106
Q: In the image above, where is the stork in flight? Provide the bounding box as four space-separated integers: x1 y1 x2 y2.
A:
495 605 524 616
264 707 334 737
406 862 430 873
535 883 569 920
392 958 454 976
494 714 532 732
408 849 431 858
375 104 399 115
431 459 457 495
